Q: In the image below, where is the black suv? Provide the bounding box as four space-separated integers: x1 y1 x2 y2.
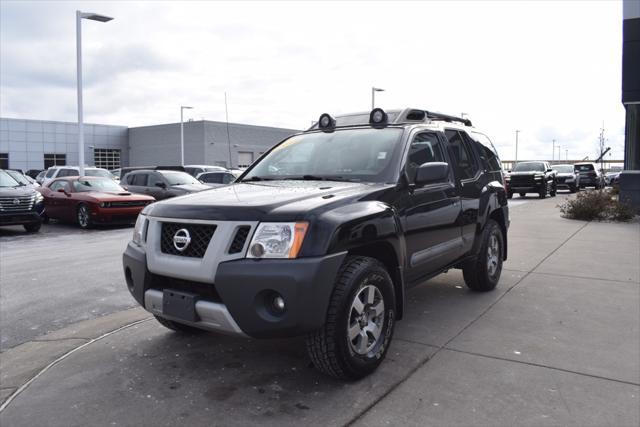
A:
506 161 557 199
0 169 45 232
123 108 509 379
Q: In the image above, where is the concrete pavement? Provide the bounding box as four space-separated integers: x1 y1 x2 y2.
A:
1 193 638 426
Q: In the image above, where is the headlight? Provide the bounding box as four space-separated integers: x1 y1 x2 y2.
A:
534 174 543 180
247 222 308 259
34 192 43 203
99 201 111 208
132 215 148 246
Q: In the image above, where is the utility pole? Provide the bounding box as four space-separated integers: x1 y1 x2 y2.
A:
552 139 556 161
371 87 384 109
565 148 568 161
515 130 521 163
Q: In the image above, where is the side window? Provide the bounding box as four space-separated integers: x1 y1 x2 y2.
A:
49 181 63 191
148 173 164 187
445 130 479 180
45 169 57 178
222 173 235 184
132 174 148 186
406 132 446 182
469 132 502 172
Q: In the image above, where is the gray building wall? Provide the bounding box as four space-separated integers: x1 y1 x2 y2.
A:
0 117 128 171
129 120 298 169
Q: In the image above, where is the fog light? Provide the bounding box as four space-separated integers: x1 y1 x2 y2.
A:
272 295 286 313
250 242 265 258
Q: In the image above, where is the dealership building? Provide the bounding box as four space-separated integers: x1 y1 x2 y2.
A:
0 117 299 172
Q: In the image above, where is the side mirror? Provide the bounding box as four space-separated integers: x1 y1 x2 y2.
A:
415 162 449 186
547 168 553 172
155 182 167 189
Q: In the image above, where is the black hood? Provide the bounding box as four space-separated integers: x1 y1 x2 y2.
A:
145 180 391 221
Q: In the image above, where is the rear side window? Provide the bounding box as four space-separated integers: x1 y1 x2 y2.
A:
445 130 479 180
469 132 502 172
201 173 224 184
45 169 57 178
58 169 78 178
148 173 165 187
406 132 446 182
131 174 148 186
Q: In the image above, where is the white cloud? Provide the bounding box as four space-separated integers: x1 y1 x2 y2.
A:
0 0 627 161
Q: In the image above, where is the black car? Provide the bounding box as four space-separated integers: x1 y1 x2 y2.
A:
123 108 509 380
0 169 45 232
121 169 210 200
552 164 580 193
506 161 557 198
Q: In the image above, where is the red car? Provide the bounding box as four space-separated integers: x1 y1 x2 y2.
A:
39 176 155 229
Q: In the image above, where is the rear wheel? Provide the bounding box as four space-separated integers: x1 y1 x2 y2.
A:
462 219 504 292
538 186 546 199
519 192 526 197
77 204 92 229
23 222 41 233
306 256 395 380
154 315 204 333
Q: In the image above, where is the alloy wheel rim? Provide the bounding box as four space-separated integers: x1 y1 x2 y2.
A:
487 234 500 277
78 207 88 227
348 285 385 355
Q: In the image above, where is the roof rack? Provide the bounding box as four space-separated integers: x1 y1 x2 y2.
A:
398 109 472 127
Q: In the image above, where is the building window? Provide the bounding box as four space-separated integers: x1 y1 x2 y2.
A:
44 153 66 168
0 153 8 169
93 148 121 170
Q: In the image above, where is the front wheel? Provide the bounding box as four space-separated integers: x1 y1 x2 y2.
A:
539 187 546 199
462 219 504 292
519 192 526 197
23 222 42 233
77 204 92 229
550 182 557 197
306 256 395 380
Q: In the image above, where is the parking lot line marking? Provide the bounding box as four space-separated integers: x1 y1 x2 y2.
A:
0 317 152 413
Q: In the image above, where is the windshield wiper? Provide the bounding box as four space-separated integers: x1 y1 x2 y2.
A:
284 175 327 181
241 176 272 182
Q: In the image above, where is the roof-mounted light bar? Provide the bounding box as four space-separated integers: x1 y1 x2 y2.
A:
369 108 388 128
318 113 336 132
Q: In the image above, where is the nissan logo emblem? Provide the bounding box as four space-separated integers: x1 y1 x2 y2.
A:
173 228 191 252
13 199 20 205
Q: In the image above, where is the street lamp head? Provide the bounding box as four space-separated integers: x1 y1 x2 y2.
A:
80 12 113 22
372 87 385 92
181 106 193 110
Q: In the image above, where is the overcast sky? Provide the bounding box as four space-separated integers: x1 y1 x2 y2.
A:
0 0 626 161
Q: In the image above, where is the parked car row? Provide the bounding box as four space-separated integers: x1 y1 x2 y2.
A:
1 164 243 232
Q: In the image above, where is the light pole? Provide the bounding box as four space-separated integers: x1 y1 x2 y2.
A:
76 10 113 177
565 148 568 161
552 139 556 161
372 87 385 109
557 146 561 162
180 106 193 166
515 130 521 164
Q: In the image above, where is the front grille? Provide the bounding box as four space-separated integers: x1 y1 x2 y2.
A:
509 175 535 186
0 195 35 213
108 201 149 208
160 222 216 258
228 226 251 254
557 177 566 183
148 273 222 303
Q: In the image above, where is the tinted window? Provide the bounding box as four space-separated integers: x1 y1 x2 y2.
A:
73 178 124 192
49 180 69 191
513 162 545 172
131 174 148 186
184 167 199 176
200 173 224 184
58 169 78 178
554 165 574 173
148 173 165 187
575 164 595 172
160 171 201 185
45 169 57 178
445 130 479 180
469 132 502 171
406 132 446 182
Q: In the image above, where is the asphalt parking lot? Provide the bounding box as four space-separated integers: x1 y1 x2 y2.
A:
1 193 639 426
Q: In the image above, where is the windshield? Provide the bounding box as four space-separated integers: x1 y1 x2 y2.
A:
513 162 545 172
554 165 574 173
73 178 125 192
0 170 19 187
243 128 405 183
5 170 30 185
161 171 201 185
575 164 594 172
85 169 113 178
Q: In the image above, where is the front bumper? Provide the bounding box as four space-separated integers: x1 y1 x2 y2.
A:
508 183 544 192
123 243 347 338
0 203 44 226
90 206 145 224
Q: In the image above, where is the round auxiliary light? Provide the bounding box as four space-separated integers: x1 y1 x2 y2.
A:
272 295 286 313
318 113 335 130
369 108 388 126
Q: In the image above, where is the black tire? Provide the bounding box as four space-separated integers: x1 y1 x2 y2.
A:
570 185 577 193
306 256 395 380
77 203 92 229
462 219 504 292
507 191 513 199
154 315 204 333
550 182 557 197
23 222 42 233
519 192 526 198
539 187 546 199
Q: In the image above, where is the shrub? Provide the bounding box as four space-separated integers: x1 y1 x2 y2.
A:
559 190 636 222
